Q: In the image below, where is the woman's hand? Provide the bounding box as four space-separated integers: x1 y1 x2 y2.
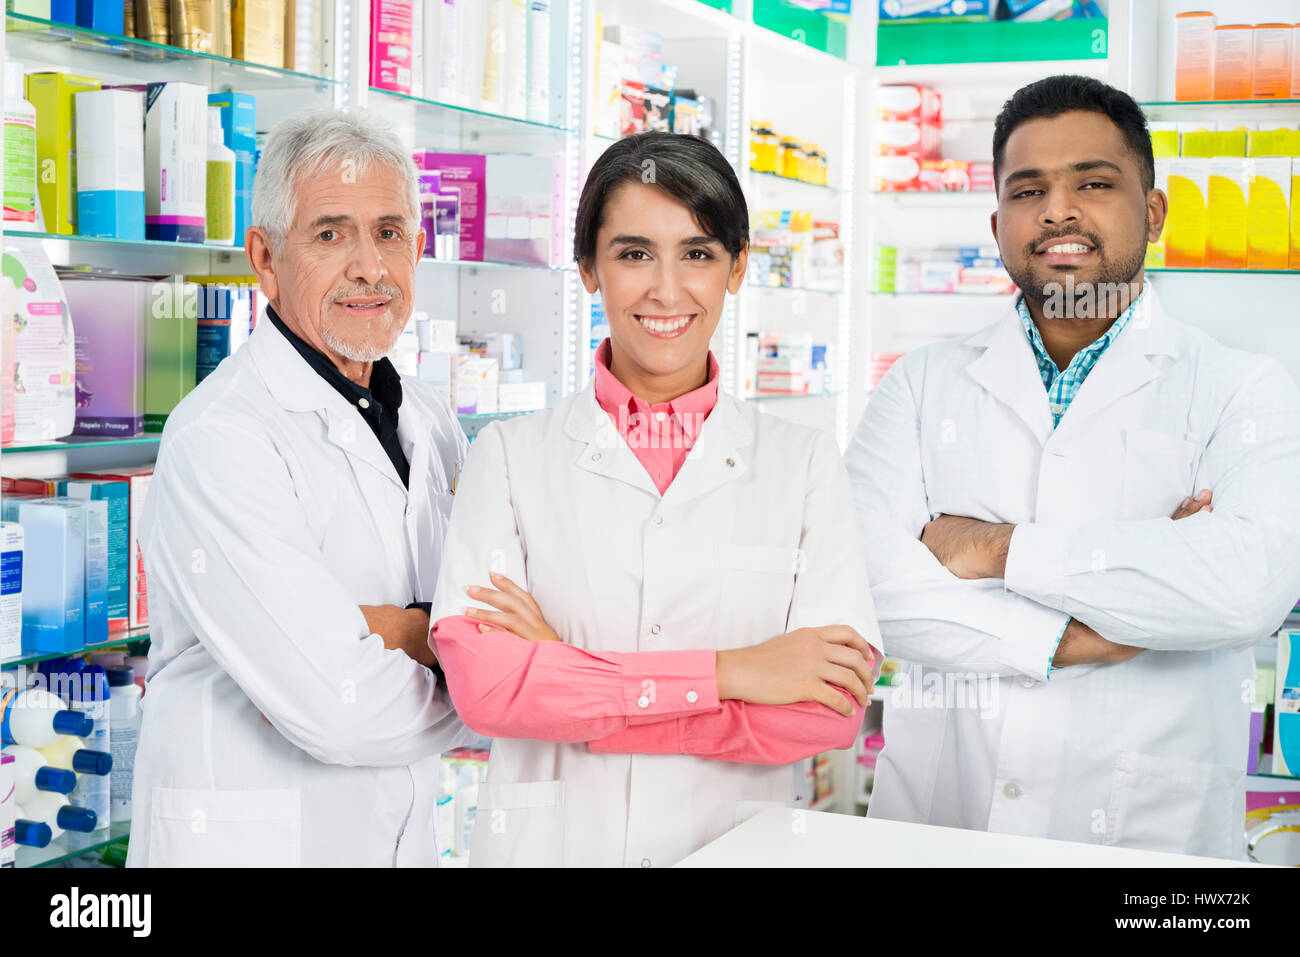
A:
716 626 876 717
465 573 562 643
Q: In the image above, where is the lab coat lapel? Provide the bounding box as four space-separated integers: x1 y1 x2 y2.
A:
659 393 753 510
964 302 1054 445
1051 287 1176 437
564 385 662 498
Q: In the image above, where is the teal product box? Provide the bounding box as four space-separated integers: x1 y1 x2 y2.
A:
36 497 108 647
57 478 129 633
1 499 85 654
207 93 257 246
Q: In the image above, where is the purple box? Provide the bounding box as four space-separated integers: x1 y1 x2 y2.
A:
64 277 149 437
412 152 485 261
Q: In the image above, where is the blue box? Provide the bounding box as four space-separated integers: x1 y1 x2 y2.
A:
57 479 129 632
7 500 85 654
37 498 108 646
75 0 124 34
207 93 257 246
50 0 76 24
196 283 256 384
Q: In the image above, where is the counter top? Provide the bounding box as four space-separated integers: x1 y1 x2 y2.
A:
677 808 1256 867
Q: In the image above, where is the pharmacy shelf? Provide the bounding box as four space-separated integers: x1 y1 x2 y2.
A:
2 435 162 454
417 256 575 273
5 13 339 92
749 170 842 195
744 284 842 296
871 290 1014 298
747 391 838 401
875 19 1108 68
9 230 246 255
1147 268 1300 276
366 86 572 143
871 57 1106 85
16 820 130 869
1 629 151 670
1250 755 1300 785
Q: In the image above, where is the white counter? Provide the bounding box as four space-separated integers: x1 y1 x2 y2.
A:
677 808 1256 867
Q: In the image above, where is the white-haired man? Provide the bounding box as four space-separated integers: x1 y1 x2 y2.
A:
128 110 474 867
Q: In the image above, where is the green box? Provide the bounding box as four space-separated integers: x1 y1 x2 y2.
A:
145 276 197 432
754 0 848 59
876 18 1108 66
25 72 101 235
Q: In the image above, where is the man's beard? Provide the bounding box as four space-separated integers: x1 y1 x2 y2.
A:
1009 214 1148 310
320 282 405 361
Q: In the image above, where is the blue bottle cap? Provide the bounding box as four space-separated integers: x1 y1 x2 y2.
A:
71 749 112 776
34 766 77 794
105 665 135 688
56 805 97 832
52 710 93 737
14 819 53 847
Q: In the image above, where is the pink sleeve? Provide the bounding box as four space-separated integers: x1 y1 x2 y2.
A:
587 692 864 766
430 615 721 741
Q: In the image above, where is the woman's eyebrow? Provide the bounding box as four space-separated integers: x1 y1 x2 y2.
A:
609 234 654 247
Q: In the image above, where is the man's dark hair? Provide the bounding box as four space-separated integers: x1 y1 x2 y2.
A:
992 75 1155 194
574 131 748 265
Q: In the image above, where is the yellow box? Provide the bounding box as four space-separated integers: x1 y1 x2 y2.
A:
1167 159 1209 267
1150 122 1179 159
1180 131 1244 158
1207 157 1248 268
232 0 285 69
1146 157 1170 269
1247 157 1291 269
24 72 101 236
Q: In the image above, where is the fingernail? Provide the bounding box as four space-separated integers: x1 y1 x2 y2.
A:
478 623 490 632
466 586 477 595
464 607 475 616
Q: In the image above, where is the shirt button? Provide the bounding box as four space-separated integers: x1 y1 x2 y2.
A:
637 695 650 709
650 624 661 635
655 411 666 422
653 515 663 526
1003 781 1023 799
686 690 698 703
641 857 652 868
358 397 370 409
1018 675 1036 688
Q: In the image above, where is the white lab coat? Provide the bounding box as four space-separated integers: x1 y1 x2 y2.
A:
127 317 476 868
429 384 879 867
846 287 1300 860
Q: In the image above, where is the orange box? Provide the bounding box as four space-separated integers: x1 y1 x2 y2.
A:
1213 25 1253 100
1176 12 1216 101
1251 24 1293 99
1292 24 1300 97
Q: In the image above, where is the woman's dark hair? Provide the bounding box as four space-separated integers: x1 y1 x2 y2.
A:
574 131 749 265
992 75 1155 193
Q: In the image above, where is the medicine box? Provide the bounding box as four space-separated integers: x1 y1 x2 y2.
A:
63 276 148 437
25 72 101 235
74 88 145 240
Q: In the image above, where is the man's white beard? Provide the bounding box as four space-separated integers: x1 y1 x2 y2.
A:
321 318 402 363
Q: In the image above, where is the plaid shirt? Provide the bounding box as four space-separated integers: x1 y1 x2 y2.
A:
1017 288 1146 428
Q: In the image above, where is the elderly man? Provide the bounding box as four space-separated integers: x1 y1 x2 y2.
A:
128 110 473 867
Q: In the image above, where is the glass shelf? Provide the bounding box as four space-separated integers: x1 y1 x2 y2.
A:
1142 98 1300 108
5 13 339 91
1 629 150 670
16 820 130 869
745 283 843 295
368 87 570 150
747 391 838 401
7 230 245 255
457 410 540 421
2 434 161 454
749 170 842 195
418 256 574 273
1148 267 1299 275
871 290 1013 297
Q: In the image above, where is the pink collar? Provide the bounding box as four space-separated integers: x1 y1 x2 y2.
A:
592 339 720 439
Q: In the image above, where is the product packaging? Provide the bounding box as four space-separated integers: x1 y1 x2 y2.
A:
1175 11 1216 102
144 82 207 242
1246 156 1292 269
67 468 151 629
25 72 101 235
62 275 149 437
0 523 22 660
4 237 76 441
57 478 130 632
74 89 145 240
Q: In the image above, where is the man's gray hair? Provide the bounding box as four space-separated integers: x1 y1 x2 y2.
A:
251 109 422 254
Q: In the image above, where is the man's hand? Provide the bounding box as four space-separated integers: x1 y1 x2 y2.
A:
921 515 1015 579
1052 618 1143 667
465 573 561 643
1172 489 1212 520
360 603 438 668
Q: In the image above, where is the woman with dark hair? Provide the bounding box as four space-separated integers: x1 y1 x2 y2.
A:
428 132 880 868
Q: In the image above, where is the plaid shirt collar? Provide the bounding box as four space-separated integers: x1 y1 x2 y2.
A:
1016 287 1146 427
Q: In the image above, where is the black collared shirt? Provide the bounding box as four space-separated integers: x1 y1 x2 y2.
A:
267 305 411 488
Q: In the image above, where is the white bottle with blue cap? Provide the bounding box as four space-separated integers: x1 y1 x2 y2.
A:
19 792 97 841
3 743 77 805
0 688 92 748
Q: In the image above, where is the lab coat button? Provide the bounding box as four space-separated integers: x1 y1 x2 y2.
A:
637 695 650 709
686 690 698 703
592 452 602 462
653 515 664 526
1018 675 1036 688
650 624 661 635
641 857 652 868
726 458 735 468
1003 781 1023 799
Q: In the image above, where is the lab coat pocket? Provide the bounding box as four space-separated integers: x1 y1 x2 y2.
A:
1120 430 1199 520
719 544 801 647
470 779 566 868
1103 750 1242 859
147 787 302 867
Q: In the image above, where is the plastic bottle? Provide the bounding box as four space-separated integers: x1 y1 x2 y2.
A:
40 659 110 830
105 665 139 822
3 744 77 805
21 791 97 838
205 106 235 245
13 807 53 848
125 655 149 694
3 61 38 229
0 688 93 748
37 736 112 778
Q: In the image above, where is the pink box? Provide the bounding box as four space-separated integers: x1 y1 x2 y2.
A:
370 1 414 94
413 152 486 261
876 84 942 123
